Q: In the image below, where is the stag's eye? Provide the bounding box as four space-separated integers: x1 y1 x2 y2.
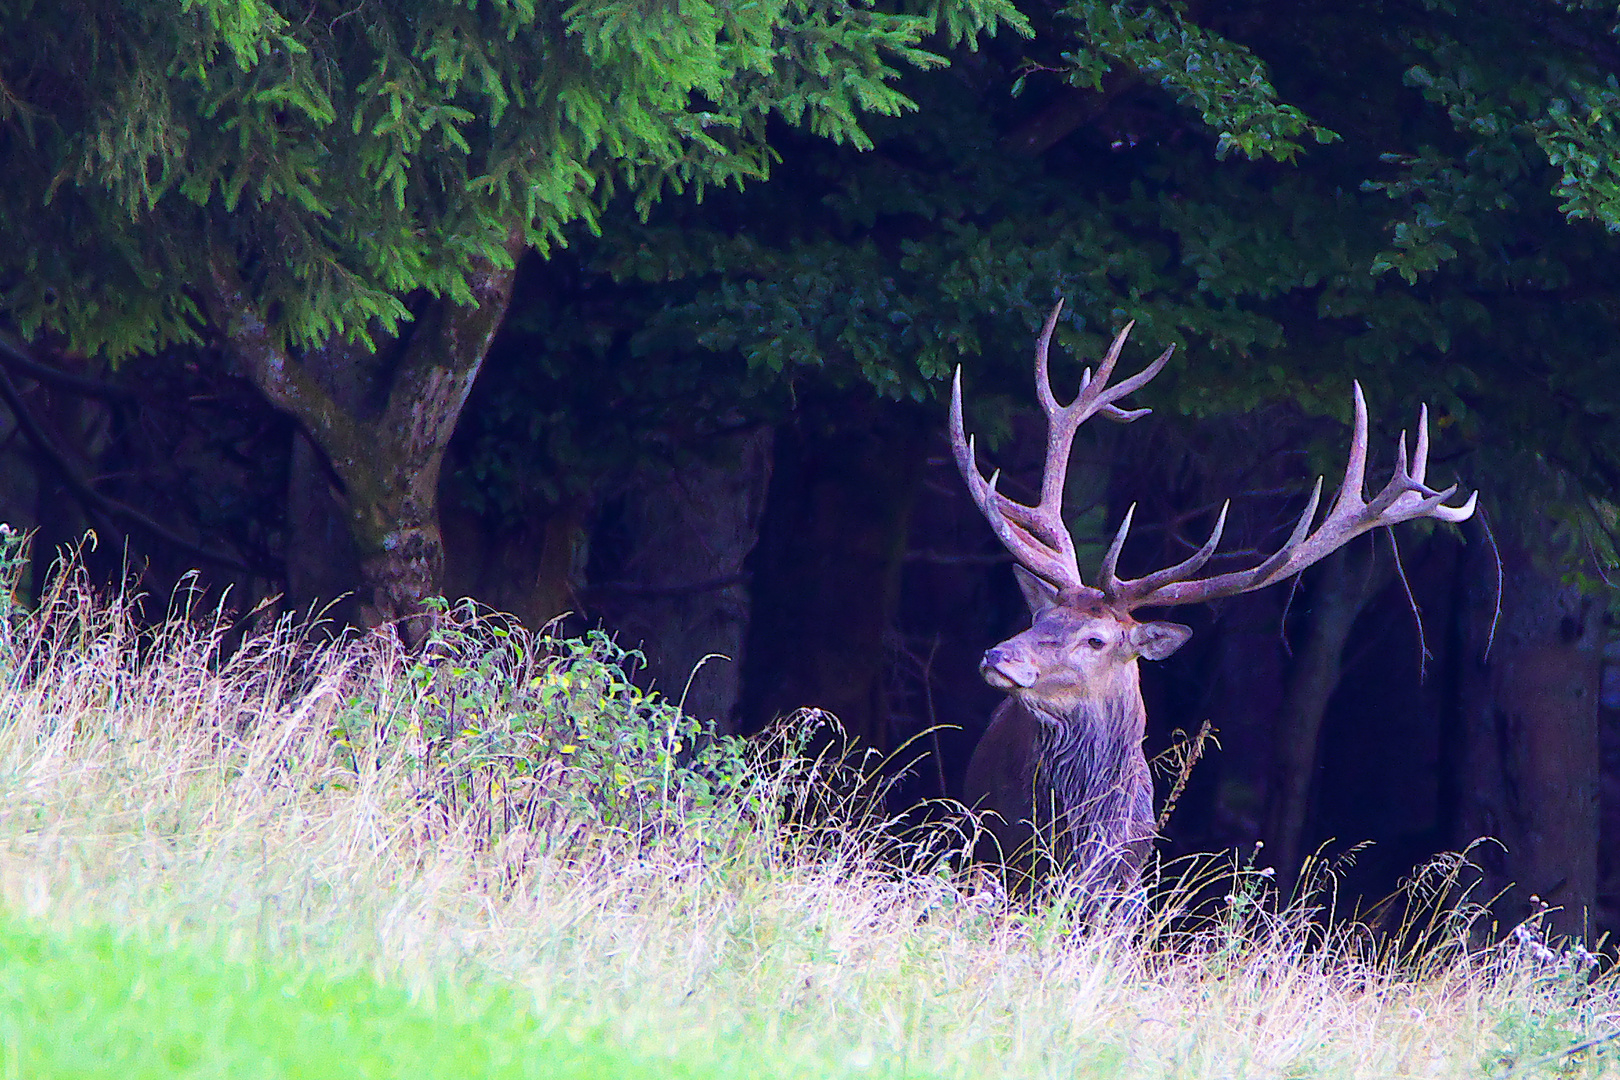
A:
1086 637 1107 650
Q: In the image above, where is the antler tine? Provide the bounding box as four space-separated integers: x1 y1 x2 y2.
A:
1099 503 1137 586
1401 403 1478 524
1096 342 1176 420
1365 430 1416 517
1034 303 1097 507
1431 487 1479 523
1235 477 1325 587
1110 385 1476 612
1328 381 1371 519
1092 318 1135 388
951 302 1175 593
951 365 1081 588
1038 314 1175 507
1033 300 1065 417
1104 500 1231 599
1412 403 1431 483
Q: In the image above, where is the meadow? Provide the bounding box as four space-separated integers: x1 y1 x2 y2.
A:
0 539 1615 1079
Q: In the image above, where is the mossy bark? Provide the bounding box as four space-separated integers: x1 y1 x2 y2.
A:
207 232 525 642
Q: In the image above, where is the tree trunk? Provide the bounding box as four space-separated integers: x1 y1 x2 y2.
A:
739 395 929 749
1600 642 1620 937
205 231 525 642
440 495 592 632
285 431 362 628
590 426 773 732
1460 525 1601 940
1265 537 1394 885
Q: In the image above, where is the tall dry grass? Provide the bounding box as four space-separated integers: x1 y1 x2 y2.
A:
0 539 1615 1079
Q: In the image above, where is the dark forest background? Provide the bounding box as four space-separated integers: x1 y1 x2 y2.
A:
2 0 1618 940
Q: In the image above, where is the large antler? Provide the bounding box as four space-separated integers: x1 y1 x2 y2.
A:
952 299 1478 612
950 300 1174 593
1102 382 1477 611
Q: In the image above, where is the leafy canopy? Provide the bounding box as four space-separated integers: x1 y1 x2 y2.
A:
0 0 1026 359
459 1 1620 577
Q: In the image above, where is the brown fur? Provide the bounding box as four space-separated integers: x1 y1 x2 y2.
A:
964 568 1188 893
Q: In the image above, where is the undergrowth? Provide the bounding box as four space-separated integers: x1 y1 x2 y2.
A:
0 535 1615 1079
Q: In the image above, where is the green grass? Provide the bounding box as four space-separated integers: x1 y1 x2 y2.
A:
0 910 701 1080
0 556 1615 1079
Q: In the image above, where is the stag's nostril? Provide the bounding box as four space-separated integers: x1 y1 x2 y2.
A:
982 647 1004 667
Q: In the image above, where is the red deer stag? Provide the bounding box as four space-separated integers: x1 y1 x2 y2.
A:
951 301 1476 894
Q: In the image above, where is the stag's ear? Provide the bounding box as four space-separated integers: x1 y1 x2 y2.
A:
1129 621 1192 661
1013 565 1060 616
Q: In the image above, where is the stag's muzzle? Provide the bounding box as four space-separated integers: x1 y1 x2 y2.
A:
980 646 1038 690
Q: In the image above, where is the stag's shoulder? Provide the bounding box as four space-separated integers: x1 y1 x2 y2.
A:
963 698 1040 809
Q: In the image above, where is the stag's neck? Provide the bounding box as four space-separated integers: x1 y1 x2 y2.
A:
1026 692 1146 799
1022 689 1154 878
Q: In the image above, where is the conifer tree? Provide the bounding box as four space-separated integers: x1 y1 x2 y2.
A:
0 0 1022 636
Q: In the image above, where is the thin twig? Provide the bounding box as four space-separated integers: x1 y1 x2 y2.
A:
1384 526 1430 682
1155 719 1217 831
1479 508 1503 662
1279 570 1302 659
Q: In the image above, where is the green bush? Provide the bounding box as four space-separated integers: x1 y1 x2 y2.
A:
331 602 762 856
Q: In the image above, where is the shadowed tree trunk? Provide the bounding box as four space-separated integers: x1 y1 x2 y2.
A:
286 432 363 627
1600 642 1620 934
440 494 593 632
1265 537 1395 885
1460 523 1602 940
740 395 930 749
206 232 526 642
591 426 774 732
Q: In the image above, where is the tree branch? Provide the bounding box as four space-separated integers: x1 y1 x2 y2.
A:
0 365 250 573
201 240 372 488
0 333 136 401
380 225 526 455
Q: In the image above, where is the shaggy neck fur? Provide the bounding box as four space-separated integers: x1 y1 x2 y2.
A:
1022 688 1153 890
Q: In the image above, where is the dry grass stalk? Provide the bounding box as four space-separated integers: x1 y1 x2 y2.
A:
0 548 1614 1078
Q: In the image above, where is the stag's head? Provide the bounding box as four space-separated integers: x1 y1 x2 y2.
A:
952 301 1476 717
979 566 1190 720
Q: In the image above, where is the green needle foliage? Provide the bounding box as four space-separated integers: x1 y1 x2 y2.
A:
0 0 1031 629
0 0 1023 359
